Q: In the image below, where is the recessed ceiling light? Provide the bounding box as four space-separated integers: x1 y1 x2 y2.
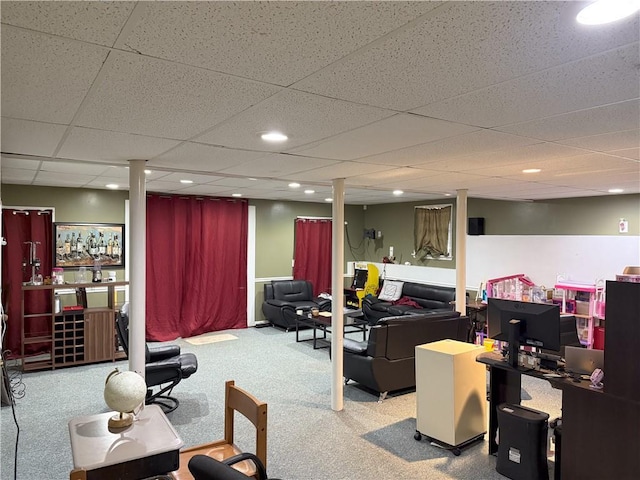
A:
608 188 624 193
444 193 452 197
522 168 542 174
393 190 404 196
144 169 152 175
180 179 193 184
577 0 640 25
304 189 315 194
106 184 119 190
248 178 258 181
288 182 301 188
261 131 288 143
232 193 242 197
324 198 333 202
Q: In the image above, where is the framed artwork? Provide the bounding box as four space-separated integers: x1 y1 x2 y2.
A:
53 223 125 268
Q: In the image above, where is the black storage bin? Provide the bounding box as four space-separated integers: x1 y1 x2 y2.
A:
496 403 550 480
553 424 562 480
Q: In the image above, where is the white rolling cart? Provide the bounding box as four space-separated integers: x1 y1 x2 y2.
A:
414 339 486 455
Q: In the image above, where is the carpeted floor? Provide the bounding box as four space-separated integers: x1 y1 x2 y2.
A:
0 326 562 480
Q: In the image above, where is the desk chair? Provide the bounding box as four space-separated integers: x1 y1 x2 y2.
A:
115 311 198 413
172 380 268 480
188 454 270 480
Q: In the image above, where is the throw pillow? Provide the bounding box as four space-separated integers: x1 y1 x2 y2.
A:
378 280 404 302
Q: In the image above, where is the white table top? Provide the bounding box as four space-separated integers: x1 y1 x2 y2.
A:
68 405 183 470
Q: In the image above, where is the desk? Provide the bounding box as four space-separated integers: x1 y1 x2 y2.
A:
477 352 640 480
68 404 183 480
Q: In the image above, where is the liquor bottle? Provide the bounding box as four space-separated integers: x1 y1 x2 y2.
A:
76 233 84 258
56 234 64 260
70 233 77 257
64 234 71 257
106 234 113 257
112 235 120 260
98 232 106 257
89 233 98 258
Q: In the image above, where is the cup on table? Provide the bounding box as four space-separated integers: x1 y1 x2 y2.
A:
483 339 495 352
311 307 319 317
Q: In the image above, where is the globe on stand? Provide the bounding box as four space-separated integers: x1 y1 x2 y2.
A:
104 368 146 429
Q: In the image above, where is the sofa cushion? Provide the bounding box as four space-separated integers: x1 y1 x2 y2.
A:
401 282 455 310
272 280 313 302
378 280 404 302
343 338 368 355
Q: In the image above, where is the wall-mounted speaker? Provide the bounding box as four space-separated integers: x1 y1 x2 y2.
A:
468 217 485 236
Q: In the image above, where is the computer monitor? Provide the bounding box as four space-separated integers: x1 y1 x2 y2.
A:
488 298 561 367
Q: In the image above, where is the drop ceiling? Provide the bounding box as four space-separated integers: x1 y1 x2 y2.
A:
1 1 638 204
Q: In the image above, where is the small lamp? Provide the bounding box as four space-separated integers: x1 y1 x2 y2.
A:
104 368 146 429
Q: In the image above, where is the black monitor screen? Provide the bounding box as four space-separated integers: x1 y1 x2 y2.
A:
351 269 368 289
488 298 561 352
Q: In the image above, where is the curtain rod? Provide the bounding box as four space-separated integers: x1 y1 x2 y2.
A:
296 216 332 220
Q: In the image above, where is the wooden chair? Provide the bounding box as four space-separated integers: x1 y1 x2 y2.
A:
172 380 268 480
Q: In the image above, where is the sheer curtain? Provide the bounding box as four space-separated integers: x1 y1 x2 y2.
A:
292 218 332 296
414 205 452 257
1 209 53 357
145 195 248 341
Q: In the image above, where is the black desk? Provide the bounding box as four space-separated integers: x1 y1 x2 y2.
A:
477 352 640 480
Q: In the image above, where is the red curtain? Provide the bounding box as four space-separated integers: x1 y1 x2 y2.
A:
2 209 53 357
292 218 332 296
145 195 248 341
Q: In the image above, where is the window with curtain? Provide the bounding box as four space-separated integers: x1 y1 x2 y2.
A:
292 218 332 296
414 204 453 260
145 194 248 341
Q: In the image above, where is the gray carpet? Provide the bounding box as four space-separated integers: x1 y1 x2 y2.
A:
1 326 562 480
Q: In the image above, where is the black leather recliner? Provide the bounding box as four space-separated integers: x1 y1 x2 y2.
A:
261 280 331 331
115 310 198 413
343 311 469 401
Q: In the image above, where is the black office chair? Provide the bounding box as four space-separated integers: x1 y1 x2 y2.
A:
189 454 280 480
115 310 198 413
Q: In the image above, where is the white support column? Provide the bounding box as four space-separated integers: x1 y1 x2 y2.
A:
455 189 468 315
128 160 147 376
331 178 345 411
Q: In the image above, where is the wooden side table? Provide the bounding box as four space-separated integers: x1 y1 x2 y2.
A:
68 404 183 480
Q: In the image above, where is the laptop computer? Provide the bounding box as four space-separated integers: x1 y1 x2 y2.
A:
564 346 604 375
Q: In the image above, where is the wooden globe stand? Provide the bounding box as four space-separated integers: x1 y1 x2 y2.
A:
108 411 134 429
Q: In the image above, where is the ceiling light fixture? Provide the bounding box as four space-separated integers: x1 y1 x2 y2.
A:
577 0 640 25
106 184 119 189
304 189 315 194
608 188 624 193
261 131 288 143
522 168 542 174
393 190 404 196
288 182 301 188
324 198 333 202
144 170 152 175
180 179 193 184
232 193 242 197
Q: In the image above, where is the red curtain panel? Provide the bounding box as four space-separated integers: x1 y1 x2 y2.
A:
292 218 332 296
1 209 53 357
145 195 248 341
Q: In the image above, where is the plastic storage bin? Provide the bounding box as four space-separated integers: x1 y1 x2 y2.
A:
496 403 550 480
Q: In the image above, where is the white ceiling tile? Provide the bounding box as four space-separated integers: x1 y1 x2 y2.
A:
294 2 639 110
556 130 640 152
413 43 640 128
217 153 340 177
347 167 436 187
57 127 181 163
121 1 438 85
294 114 479 161
40 160 112 176
283 161 394 182
496 100 640 141
156 172 225 184
1 157 41 170
1 1 135 46
1 167 37 183
144 180 188 192
32 171 95 186
0 26 110 123
608 148 640 161
1 118 67 157
172 185 235 196
195 90 394 151
149 143 266 172
74 51 283 139
85 177 130 189
359 130 538 167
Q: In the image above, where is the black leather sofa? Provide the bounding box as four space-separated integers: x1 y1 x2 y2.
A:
343 312 469 401
362 281 456 324
262 280 331 331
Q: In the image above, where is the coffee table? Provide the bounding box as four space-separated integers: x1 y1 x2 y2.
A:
295 309 366 349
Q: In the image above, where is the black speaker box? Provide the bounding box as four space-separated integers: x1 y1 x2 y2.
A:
468 217 485 235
